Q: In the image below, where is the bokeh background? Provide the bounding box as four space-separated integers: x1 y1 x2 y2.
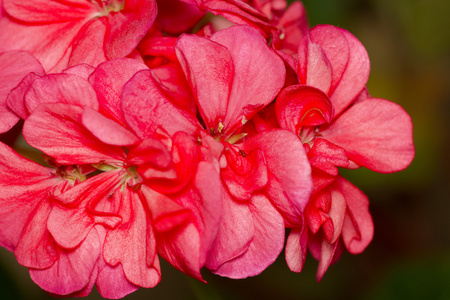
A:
1 0 449 299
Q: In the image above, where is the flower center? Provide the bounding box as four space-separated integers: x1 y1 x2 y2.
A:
91 0 125 17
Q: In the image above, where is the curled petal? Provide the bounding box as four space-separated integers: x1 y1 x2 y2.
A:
0 51 44 132
222 145 268 201
336 176 374 254
276 85 333 133
285 222 308 272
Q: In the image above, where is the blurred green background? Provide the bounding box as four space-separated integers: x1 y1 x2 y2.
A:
1 0 449 299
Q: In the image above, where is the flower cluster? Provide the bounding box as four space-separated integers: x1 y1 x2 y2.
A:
0 0 414 298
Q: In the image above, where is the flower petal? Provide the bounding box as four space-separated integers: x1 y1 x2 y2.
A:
82 107 139 146
322 98 415 173
29 228 100 296
210 194 284 278
23 103 125 164
88 58 148 127
121 69 198 138
0 51 44 132
336 176 374 254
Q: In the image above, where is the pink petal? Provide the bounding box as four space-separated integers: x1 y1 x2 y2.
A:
121 69 198 138
211 25 286 134
47 170 123 249
141 186 191 233
210 194 285 278
276 85 333 133
0 17 89 72
29 228 101 296
103 187 161 288
6 72 43 120
104 0 157 59
63 63 95 79
0 51 44 132
23 73 99 116
243 129 312 220
206 187 254 272
82 107 139 146
221 145 268 201
336 176 374 254
175 33 233 130
68 18 107 68
88 58 148 127
23 103 126 164
309 25 370 116
3 0 95 23
297 34 332 92
96 263 139 299
328 184 347 244
285 223 308 272
0 142 59 251
308 25 350 95
322 98 415 173
154 158 222 280
14 199 58 269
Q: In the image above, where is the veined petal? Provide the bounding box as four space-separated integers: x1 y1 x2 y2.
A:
24 73 99 115
3 0 95 23
29 228 100 296
210 194 284 278
211 25 286 134
82 107 139 146
242 129 312 220
23 103 126 164
0 142 60 251
206 186 254 272
104 0 157 59
89 58 148 127
175 33 233 130
121 70 198 138
48 170 123 249
322 98 415 173
297 34 332 92
14 199 58 269
0 51 44 132
103 186 161 288
96 263 139 299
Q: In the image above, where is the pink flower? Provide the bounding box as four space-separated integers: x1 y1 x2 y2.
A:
0 0 157 72
0 59 222 297
120 25 313 278
276 25 415 280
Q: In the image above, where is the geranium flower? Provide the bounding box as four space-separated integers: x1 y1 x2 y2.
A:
0 59 222 297
0 0 157 72
276 25 415 280
121 25 312 278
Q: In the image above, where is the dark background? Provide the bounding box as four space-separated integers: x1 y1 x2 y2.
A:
1 0 449 299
